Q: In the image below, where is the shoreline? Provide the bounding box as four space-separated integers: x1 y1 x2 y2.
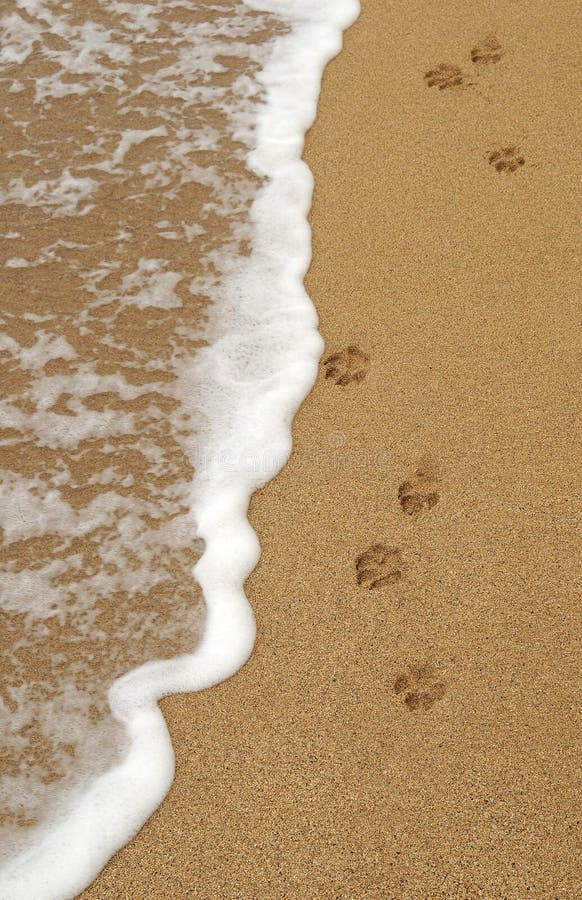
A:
1 3 358 897
82 0 579 896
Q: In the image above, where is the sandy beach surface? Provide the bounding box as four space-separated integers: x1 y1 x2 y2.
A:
79 0 581 896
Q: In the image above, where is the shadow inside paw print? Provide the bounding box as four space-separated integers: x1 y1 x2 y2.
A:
356 543 403 590
398 463 440 516
488 147 525 173
394 663 447 711
424 63 464 90
323 345 369 386
471 35 503 64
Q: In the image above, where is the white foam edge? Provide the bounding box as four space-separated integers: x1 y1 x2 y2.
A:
0 1 360 897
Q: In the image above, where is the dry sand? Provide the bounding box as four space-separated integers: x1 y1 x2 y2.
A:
82 0 581 896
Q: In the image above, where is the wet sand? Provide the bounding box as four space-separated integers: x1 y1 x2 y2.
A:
82 0 580 896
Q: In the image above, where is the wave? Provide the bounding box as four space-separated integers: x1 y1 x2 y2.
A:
0 0 359 896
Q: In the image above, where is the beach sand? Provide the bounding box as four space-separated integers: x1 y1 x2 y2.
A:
81 0 581 896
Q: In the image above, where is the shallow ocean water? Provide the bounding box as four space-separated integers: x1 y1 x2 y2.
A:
0 0 283 858
0 0 358 894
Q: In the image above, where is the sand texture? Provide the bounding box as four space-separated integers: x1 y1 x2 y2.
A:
79 0 580 896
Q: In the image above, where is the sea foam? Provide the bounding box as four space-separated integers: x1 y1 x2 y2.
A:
0 0 359 896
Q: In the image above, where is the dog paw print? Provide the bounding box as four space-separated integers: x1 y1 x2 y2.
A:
471 35 503 65
323 345 369 386
424 63 464 90
488 147 525 173
398 463 440 516
356 543 404 590
393 663 447 711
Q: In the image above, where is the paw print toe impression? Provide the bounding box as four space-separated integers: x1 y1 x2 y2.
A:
398 464 440 516
356 544 404 590
471 35 503 65
488 147 525 173
323 345 369 386
424 63 464 90
394 663 447 712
